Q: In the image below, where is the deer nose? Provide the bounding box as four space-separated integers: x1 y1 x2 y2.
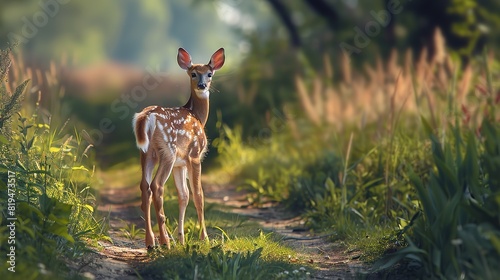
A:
197 83 207 89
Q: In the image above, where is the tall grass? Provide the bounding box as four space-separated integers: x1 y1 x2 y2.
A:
212 29 500 276
377 52 500 279
0 49 106 279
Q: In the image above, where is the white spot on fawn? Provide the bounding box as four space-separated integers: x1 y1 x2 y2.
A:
158 121 169 142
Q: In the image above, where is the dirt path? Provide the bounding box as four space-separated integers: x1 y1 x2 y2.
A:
76 182 366 279
76 186 148 279
204 184 367 279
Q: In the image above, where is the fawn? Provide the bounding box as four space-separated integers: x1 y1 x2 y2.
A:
132 48 225 249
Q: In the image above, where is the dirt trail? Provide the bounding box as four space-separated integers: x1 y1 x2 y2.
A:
204 184 367 279
76 186 148 279
76 183 366 279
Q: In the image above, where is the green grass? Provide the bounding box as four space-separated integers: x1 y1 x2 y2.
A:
142 237 312 280
119 220 145 240
210 48 500 278
0 49 107 280
138 194 313 280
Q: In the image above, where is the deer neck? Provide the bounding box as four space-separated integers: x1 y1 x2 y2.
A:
183 92 209 127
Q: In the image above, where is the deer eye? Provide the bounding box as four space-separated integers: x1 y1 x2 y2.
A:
207 72 212 78
191 72 196 78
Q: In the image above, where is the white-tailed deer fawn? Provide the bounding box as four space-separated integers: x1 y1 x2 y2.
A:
133 48 225 249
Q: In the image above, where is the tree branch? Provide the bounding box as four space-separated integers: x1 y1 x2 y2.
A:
266 0 301 48
304 0 339 30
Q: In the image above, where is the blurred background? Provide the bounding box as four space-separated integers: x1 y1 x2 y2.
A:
1 0 499 168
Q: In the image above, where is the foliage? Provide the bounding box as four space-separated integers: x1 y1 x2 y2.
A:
0 49 26 131
0 49 106 279
119 220 145 241
142 232 310 280
377 120 500 279
212 31 500 276
135 184 313 279
212 118 325 204
376 53 500 278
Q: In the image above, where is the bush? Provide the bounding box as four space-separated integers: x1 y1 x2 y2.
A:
0 49 106 279
377 52 500 278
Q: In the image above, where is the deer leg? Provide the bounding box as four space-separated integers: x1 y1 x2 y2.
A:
140 151 157 249
188 160 208 241
151 155 175 248
173 166 189 245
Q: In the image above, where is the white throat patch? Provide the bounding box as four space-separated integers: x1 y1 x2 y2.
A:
196 89 210 99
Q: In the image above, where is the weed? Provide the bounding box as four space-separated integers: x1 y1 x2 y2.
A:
375 51 500 278
119 220 145 241
211 33 500 276
141 232 309 280
0 49 106 279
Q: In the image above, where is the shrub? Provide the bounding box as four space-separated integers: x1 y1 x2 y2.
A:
0 49 106 279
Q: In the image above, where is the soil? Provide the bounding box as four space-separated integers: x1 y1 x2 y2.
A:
74 182 370 280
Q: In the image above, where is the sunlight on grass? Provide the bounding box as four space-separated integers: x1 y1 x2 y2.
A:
142 233 311 280
139 193 314 279
210 36 500 278
0 50 108 279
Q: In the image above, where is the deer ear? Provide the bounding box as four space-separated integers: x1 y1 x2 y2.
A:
177 48 192 70
208 48 225 71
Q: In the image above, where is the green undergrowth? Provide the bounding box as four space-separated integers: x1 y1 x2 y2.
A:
213 118 428 262
0 49 107 280
376 120 500 279
142 233 311 280
211 50 500 278
138 194 313 280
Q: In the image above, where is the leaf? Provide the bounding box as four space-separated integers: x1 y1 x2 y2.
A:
72 165 89 171
84 204 94 213
18 202 44 220
16 159 26 171
463 132 481 202
420 115 434 136
374 245 427 271
0 134 9 145
47 223 75 243
17 218 36 239
49 200 73 225
26 136 35 150
0 163 8 174
409 169 435 223
324 177 335 190
36 123 50 129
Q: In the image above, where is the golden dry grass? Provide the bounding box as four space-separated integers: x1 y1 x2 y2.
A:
292 29 495 133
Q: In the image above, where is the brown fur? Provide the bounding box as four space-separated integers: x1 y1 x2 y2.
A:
134 113 147 147
133 48 224 249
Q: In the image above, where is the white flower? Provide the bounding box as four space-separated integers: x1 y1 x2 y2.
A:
299 267 306 271
293 270 299 274
284 271 289 275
